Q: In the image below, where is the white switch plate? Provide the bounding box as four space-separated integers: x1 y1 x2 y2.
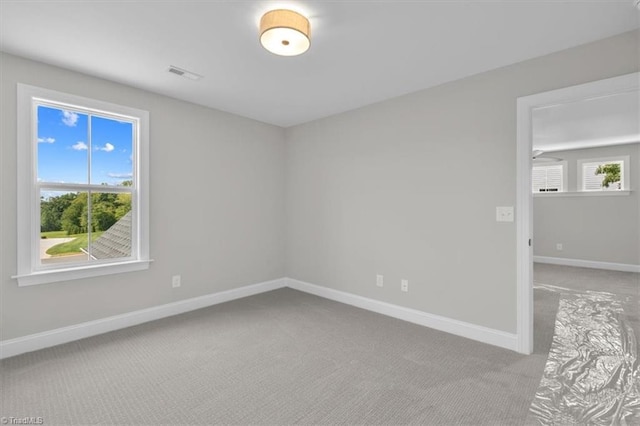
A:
172 275 181 288
376 274 384 287
496 206 514 222
401 279 408 292
556 243 563 251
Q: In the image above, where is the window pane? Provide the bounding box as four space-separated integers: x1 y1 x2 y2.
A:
532 164 563 192
583 161 623 191
88 191 133 259
90 115 134 186
40 190 90 266
37 105 89 184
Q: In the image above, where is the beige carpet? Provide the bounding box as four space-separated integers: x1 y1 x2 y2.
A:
1 288 549 425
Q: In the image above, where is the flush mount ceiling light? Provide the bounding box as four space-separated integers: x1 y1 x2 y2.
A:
260 9 310 56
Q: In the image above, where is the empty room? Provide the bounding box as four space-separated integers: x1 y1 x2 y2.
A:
1 1 638 425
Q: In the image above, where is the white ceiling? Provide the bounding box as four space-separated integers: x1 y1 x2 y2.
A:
533 90 640 152
1 0 638 127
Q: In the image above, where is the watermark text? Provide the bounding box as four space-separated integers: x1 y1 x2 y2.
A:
1 417 44 425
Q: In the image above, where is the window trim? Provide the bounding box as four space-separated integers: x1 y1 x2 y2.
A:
577 155 630 193
14 84 150 286
534 190 631 198
532 161 568 194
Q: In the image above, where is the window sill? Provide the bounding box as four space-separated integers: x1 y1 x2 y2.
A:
534 190 632 198
12 259 153 287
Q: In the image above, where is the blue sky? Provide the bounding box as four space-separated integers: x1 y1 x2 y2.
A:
37 105 133 186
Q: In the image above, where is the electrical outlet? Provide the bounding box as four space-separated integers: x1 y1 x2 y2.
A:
496 206 514 222
556 243 563 251
376 274 384 287
401 279 408 292
172 275 181 288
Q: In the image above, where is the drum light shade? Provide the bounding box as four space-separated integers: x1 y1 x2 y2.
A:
260 9 310 56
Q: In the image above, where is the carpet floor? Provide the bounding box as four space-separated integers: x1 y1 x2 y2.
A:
1 264 637 425
529 263 640 425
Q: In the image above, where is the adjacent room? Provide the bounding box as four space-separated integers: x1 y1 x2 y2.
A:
528 79 640 422
1 1 638 425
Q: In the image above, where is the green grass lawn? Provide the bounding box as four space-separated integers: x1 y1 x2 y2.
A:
41 230 72 239
45 232 103 256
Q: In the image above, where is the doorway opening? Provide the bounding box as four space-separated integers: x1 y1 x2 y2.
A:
516 73 640 422
516 72 639 354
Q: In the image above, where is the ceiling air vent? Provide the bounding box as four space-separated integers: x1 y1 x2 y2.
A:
167 65 203 81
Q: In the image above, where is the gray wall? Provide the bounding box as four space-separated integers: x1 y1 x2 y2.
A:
533 143 640 265
1 53 286 340
284 31 639 333
1 31 638 342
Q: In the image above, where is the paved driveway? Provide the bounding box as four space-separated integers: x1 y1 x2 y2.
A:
39 237 74 259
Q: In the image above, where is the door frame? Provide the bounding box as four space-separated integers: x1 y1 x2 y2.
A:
515 72 639 354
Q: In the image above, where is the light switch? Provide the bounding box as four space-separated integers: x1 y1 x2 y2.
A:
496 206 514 222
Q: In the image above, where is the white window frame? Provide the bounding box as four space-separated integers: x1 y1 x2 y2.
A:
532 161 568 194
577 155 630 192
14 84 150 286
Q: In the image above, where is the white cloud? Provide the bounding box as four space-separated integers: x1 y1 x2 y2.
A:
107 172 133 179
97 142 115 152
62 110 78 127
37 137 56 144
72 141 88 151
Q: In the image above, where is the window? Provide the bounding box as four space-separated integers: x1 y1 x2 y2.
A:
15 84 150 286
578 156 629 192
532 162 567 193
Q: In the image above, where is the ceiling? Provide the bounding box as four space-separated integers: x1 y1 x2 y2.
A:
1 1 638 128
533 90 640 152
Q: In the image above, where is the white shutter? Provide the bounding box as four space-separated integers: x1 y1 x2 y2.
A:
532 167 547 192
545 166 563 191
532 164 564 192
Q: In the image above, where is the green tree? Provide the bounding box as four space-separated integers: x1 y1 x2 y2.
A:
55 190 132 235
92 203 117 231
114 193 132 220
89 192 130 230
41 200 60 232
40 192 78 232
595 163 621 188
61 194 87 235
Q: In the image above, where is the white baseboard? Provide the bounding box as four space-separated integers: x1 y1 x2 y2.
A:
534 256 640 273
1 275 522 359
286 278 518 352
0 278 286 360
